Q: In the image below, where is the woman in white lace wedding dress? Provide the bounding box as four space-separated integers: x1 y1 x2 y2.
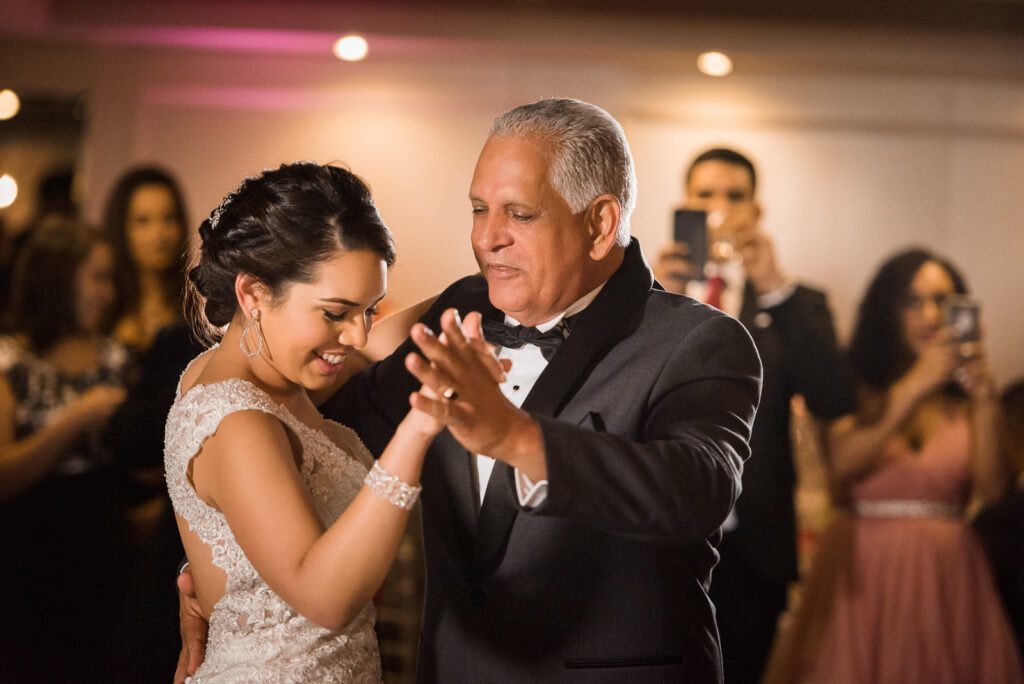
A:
166 373 384 682
165 163 495 682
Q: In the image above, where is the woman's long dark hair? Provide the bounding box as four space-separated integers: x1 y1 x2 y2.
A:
8 219 114 353
187 162 395 343
102 166 189 322
847 248 968 391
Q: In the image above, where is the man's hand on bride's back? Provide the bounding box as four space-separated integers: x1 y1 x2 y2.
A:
174 568 208 684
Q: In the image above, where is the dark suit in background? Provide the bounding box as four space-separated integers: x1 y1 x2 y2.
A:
710 281 855 683
654 146 858 682
326 240 762 683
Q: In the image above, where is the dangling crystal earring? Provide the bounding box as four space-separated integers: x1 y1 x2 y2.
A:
239 308 264 358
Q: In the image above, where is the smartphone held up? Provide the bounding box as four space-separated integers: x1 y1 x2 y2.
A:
672 209 708 281
943 295 980 344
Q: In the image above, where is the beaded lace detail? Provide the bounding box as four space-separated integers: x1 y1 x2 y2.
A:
165 376 381 682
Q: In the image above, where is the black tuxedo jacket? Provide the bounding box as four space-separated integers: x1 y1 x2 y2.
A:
731 281 855 583
325 240 762 682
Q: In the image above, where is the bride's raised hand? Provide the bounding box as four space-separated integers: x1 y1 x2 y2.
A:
401 382 446 438
406 308 535 458
401 311 508 438
459 311 512 380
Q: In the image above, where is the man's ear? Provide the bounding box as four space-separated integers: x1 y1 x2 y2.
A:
586 194 622 260
234 273 271 316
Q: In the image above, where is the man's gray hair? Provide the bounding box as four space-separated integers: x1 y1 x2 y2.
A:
490 98 636 247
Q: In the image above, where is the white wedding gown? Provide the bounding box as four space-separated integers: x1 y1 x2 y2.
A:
165 376 382 682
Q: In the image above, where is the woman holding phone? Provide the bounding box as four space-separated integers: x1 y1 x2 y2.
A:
764 248 1022 683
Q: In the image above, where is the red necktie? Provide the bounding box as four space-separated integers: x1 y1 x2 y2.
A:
705 275 725 310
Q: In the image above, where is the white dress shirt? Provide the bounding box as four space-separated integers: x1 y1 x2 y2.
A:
475 283 605 508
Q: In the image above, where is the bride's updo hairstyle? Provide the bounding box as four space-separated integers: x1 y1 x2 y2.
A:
187 162 395 342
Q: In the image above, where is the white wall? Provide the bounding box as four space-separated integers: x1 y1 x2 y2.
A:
0 10 1021 382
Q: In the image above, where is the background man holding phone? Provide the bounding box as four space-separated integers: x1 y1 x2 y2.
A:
652 147 857 683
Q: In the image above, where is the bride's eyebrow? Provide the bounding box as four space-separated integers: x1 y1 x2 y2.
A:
317 294 385 306
317 298 360 306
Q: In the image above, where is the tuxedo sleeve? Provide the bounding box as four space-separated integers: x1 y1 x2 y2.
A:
532 313 762 546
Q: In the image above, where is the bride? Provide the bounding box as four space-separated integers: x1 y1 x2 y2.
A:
166 162 496 682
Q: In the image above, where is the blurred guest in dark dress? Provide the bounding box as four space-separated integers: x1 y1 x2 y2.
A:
102 322 204 682
0 220 130 682
100 165 195 681
103 165 189 353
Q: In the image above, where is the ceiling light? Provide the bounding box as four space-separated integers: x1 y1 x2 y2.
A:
0 174 18 208
0 89 21 120
697 52 733 77
333 35 368 62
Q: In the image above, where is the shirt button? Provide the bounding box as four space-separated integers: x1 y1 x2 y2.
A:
512 385 520 392
468 588 487 606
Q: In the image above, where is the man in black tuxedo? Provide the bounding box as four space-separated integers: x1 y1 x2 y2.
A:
654 147 855 683
176 100 762 682
330 102 761 682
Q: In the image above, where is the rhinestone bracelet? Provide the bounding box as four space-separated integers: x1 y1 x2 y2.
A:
364 461 422 511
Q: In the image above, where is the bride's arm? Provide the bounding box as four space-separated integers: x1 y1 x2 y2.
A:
308 295 438 406
190 404 438 630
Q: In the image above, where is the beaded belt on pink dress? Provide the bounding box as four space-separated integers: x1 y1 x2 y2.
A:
853 500 961 518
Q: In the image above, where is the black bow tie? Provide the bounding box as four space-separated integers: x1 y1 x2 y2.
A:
481 317 569 361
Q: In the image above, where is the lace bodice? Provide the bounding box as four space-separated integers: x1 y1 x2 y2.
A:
165 376 381 682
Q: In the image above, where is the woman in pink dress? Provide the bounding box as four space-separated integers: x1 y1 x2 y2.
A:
764 248 1022 683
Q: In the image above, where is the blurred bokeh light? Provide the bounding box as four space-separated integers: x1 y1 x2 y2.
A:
0 89 21 120
333 35 369 61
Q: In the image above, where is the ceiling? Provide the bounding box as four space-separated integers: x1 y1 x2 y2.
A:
4 0 1021 36
370 0 1024 33
1 0 1021 81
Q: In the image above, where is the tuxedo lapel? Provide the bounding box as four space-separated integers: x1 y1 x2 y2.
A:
471 461 519 578
471 240 654 579
470 301 520 577
429 430 478 565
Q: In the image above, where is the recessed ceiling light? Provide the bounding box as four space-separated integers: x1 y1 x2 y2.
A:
333 35 369 62
697 52 733 77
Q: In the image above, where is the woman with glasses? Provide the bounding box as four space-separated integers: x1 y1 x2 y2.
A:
764 248 1022 683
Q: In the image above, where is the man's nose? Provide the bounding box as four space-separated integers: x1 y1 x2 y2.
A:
472 214 509 251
